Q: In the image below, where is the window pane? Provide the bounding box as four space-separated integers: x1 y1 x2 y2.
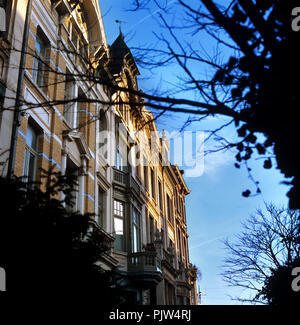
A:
114 217 124 251
133 225 138 253
114 200 124 216
132 209 137 224
35 38 42 54
26 125 37 149
98 188 104 227
27 152 36 181
32 56 39 82
114 217 123 235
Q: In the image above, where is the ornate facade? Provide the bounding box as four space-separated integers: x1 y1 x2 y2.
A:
0 0 198 305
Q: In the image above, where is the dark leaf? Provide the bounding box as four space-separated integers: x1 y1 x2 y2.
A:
237 142 244 151
237 125 247 137
263 158 272 169
235 153 242 162
242 189 251 197
256 143 266 155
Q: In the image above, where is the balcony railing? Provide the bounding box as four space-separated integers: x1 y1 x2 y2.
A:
113 168 127 186
162 248 175 269
128 251 162 273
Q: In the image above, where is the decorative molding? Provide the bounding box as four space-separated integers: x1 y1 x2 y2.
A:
62 130 92 160
97 171 111 192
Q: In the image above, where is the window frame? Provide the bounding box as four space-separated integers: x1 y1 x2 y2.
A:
98 186 106 228
167 194 173 224
32 33 48 88
132 206 141 253
150 168 156 200
113 200 125 251
63 75 79 128
23 124 39 184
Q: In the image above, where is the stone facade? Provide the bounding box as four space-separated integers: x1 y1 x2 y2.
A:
0 0 198 305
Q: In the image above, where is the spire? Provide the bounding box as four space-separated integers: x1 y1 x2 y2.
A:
115 20 124 39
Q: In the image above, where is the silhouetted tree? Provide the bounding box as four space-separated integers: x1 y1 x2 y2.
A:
259 257 300 305
0 171 125 307
2 1 300 208
222 203 300 304
127 0 300 209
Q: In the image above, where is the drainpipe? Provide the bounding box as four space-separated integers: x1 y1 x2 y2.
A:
7 0 33 178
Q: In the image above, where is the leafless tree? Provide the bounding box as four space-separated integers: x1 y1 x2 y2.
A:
222 203 300 304
125 0 300 209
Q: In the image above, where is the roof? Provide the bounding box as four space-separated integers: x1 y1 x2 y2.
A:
109 33 140 77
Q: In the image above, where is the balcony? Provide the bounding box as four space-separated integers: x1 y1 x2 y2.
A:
127 251 163 286
161 248 177 276
113 168 127 187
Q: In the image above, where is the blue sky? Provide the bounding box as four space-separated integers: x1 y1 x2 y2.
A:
100 0 290 305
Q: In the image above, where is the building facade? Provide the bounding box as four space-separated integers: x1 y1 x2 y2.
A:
0 0 198 305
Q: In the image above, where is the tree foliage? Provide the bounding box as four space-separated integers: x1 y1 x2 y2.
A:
128 0 300 209
0 171 124 307
222 203 300 304
259 258 300 305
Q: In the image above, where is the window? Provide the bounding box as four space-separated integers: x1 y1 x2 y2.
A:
23 124 39 184
65 159 79 212
183 201 186 222
150 168 156 199
165 281 175 305
32 32 48 88
132 207 140 253
177 228 182 260
149 215 158 243
174 191 178 212
67 16 89 60
183 237 187 261
79 39 88 59
115 118 127 171
64 73 78 128
116 145 125 171
113 200 125 251
135 146 141 179
98 187 105 227
158 181 163 210
167 194 173 224
99 110 108 159
149 215 154 243
1 0 13 39
143 157 148 191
